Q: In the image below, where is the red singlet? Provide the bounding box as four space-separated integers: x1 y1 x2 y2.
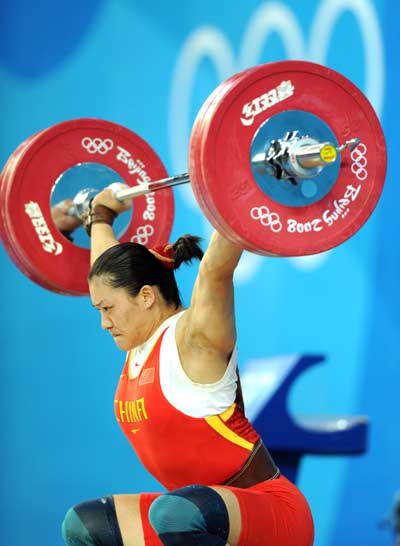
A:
115 328 259 490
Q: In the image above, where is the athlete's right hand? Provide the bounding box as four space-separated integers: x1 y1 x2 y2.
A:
92 183 132 215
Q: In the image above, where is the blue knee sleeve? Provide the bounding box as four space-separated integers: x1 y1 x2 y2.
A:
62 496 123 546
148 485 230 546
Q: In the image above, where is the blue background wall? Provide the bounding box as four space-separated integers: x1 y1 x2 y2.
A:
0 1 398 545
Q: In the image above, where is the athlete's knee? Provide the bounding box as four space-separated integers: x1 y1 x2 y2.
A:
148 484 230 545
61 496 123 546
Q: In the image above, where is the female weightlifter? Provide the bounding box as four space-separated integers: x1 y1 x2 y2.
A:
61 187 314 546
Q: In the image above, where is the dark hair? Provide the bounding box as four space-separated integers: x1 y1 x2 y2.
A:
88 235 203 308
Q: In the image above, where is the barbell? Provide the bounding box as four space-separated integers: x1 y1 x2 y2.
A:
0 61 387 296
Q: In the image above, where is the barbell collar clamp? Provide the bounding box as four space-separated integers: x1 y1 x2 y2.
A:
254 134 362 183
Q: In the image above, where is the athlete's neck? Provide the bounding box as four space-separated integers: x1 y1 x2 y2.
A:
139 306 185 349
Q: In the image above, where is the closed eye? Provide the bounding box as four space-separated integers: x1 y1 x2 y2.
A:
91 305 112 312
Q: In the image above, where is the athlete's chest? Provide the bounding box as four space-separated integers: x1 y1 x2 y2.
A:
114 333 169 428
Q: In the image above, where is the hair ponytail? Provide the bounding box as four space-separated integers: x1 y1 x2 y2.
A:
172 235 203 268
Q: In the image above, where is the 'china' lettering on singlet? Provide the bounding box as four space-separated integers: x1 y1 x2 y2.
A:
115 398 148 423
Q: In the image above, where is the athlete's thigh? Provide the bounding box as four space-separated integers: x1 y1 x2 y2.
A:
215 478 314 546
211 486 242 546
114 493 160 546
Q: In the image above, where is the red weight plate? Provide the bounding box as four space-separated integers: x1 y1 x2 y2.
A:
189 61 387 256
2 119 174 295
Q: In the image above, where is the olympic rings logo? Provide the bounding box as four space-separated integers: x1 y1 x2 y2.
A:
130 225 154 245
250 206 282 233
81 137 114 155
350 143 368 181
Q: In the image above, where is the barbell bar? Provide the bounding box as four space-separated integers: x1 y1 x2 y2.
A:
69 131 363 225
70 137 351 218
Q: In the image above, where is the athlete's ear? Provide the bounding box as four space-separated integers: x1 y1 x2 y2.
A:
139 285 156 309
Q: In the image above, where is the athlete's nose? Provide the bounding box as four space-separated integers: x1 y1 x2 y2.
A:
101 312 113 330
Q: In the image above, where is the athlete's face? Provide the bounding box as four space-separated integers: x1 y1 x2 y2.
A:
89 276 152 351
